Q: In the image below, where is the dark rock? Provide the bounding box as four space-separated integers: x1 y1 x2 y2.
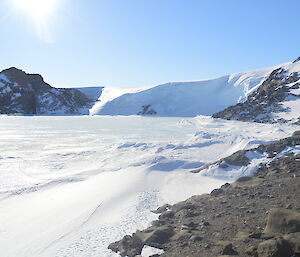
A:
293 57 300 63
283 232 300 254
249 232 262 239
221 183 231 189
211 188 224 196
221 243 238 255
260 234 274 240
257 238 293 257
137 105 157 115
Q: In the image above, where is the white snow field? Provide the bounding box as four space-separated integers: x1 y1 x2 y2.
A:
0 116 298 257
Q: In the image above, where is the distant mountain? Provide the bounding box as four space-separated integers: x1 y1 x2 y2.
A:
0 67 101 115
213 58 300 124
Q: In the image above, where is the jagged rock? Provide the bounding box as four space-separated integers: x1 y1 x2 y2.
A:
264 208 300 235
293 57 300 63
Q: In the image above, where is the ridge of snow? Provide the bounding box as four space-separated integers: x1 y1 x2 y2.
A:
90 63 287 117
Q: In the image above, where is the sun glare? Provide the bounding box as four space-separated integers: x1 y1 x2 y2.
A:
12 0 59 21
11 0 62 42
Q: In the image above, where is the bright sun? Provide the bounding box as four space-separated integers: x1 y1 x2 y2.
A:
12 0 59 21
11 0 62 42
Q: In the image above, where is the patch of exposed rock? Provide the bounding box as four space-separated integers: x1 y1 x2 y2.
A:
0 67 94 115
109 132 300 257
212 64 300 124
192 130 300 174
138 105 157 115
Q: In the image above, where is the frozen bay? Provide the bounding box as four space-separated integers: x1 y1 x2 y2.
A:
0 115 297 257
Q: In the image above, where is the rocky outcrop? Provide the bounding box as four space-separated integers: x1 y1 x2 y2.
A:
293 57 300 63
212 63 300 124
109 132 300 257
137 105 157 115
192 130 300 175
0 67 94 115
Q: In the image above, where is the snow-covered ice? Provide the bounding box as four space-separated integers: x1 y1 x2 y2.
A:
0 116 298 257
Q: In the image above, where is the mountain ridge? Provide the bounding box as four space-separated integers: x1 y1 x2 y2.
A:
0 67 97 115
1 58 299 119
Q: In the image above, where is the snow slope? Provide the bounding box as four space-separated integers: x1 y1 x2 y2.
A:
0 116 298 257
90 64 284 116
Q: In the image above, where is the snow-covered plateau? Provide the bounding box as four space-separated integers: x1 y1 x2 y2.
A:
0 115 298 257
90 60 300 122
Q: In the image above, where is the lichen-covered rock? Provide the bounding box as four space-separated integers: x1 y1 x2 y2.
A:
137 226 175 246
264 208 300 235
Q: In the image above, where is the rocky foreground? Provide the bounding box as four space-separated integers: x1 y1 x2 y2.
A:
109 131 300 257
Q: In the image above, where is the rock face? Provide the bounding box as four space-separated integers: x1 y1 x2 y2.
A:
213 62 300 124
109 132 300 257
0 67 94 115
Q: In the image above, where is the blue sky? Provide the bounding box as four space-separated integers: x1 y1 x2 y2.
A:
0 0 299 88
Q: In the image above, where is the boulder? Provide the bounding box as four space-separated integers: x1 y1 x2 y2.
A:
137 226 175 246
257 238 293 257
108 235 144 257
283 232 300 254
264 208 300 235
